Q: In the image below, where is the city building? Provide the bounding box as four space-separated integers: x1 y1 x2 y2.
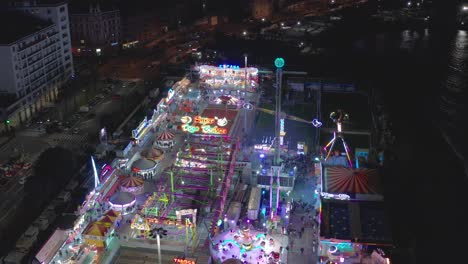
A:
252 0 273 19
69 2 121 56
121 11 165 49
0 0 73 131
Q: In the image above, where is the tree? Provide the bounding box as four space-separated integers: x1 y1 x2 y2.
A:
30 147 77 200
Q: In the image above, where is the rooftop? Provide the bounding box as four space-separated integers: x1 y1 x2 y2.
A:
0 11 53 45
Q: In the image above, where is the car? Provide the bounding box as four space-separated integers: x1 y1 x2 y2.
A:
19 177 27 185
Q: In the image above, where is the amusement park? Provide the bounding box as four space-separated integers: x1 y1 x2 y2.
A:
30 58 393 264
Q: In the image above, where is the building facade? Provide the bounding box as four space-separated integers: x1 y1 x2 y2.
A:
252 0 273 19
69 3 121 55
0 1 74 131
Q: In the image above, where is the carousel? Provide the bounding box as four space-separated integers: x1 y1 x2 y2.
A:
131 158 158 179
210 224 284 264
140 147 165 163
155 130 175 148
120 176 145 195
108 191 136 215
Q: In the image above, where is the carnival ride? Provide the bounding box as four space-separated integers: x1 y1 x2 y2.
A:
322 110 353 168
210 224 283 263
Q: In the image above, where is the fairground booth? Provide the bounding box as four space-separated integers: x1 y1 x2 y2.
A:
108 191 137 214
318 166 393 263
82 210 120 250
131 158 158 179
199 65 258 92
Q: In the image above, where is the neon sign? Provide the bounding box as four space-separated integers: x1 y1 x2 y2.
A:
218 64 239 69
166 88 175 103
216 117 228 127
132 116 148 139
181 115 228 134
194 116 216 125
201 125 227 134
174 258 196 264
180 116 192 124
181 124 200 133
280 118 285 145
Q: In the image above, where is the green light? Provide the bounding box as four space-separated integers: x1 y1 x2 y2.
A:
274 57 285 68
5 120 10 124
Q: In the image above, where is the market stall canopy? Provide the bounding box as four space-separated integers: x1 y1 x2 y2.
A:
132 158 157 171
120 176 144 188
157 130 175 141
83 223 109 237
109 191 136 206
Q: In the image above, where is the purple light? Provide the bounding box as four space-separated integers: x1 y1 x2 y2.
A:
247 219 250 223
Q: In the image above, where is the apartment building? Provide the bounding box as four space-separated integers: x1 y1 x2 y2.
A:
69 2 121 55
0 0 73 131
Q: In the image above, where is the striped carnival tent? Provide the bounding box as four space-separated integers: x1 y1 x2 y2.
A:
323 167 381 195
120 176 145 194
155 130 175 148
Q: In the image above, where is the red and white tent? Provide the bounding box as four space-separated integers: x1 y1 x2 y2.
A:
324 167 380 195
156 130 175 148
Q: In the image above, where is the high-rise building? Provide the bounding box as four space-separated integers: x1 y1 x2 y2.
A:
69 2 121 56
0 0 74 131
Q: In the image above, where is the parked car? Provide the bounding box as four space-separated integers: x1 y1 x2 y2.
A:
18 177 27 185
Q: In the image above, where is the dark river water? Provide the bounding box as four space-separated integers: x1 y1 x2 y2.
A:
216 11 468 260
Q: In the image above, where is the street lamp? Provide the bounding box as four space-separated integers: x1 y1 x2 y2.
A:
242 31 247 36
149 227 168 264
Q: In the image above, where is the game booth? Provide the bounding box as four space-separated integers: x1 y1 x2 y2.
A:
82 210 120 249
108 191 137 215
199 65 258 91
131 158 158 179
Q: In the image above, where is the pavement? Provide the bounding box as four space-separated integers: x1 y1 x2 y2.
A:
287 170 320 264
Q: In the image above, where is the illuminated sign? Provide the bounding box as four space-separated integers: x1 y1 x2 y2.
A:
216 117 228 127
321 192 350 200
181 116 228 134
181 124 200 133
218 64 239 69
194 115 216 125
132 117 148 140
280 118 285 145
180 116 192 124
174 258 196 264
182 124 227 135
243 103 254 110
201 125 227 134
166 88 175 103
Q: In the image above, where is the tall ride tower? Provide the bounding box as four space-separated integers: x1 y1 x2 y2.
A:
274 57 285 166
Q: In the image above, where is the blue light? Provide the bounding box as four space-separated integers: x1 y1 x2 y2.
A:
314 157 320 162
261 208 266 215
217 219 223 226
259 153 265 159
262 190 266 195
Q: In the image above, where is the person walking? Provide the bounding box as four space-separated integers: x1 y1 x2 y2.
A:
300 248 304 254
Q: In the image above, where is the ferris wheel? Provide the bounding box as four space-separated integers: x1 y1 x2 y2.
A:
322 109 353 168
